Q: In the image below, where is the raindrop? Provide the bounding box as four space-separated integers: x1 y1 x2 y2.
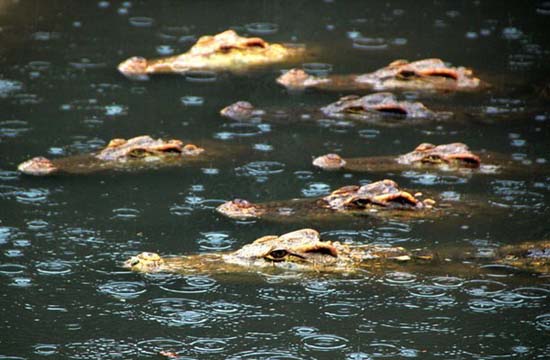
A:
111 207 140 220
468 299 497 312
0 263 27 275
190 338 228 353
363 343 401 357
181 96 204 106
245 22 279 35
160 275 218 294
302 63 333 76
302 334 349 351
385 271 417 284
463 279 506 296
431 276 464 288
36 260 73 275
513 287 549 300
34 344 58 356
136 339 186 355
185 70 217 83
301 182 331 197
352 37 388 50
535 313 550 330
129 16 155 28
156 45 174 56
98 280 146 299
322 302 362 318
408 284 447 298
0 79 23 98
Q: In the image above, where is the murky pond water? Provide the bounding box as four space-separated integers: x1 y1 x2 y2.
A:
1 1 550 358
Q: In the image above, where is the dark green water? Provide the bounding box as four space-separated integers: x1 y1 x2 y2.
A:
1 0 549 358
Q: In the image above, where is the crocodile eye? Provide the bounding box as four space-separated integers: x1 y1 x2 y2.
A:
128 148 147 158
130 258 140 266
265 249 289 261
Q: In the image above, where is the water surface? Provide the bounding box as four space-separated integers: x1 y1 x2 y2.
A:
1 1 549 359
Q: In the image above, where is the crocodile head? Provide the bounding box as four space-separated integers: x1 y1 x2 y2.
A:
95 135 204 162
124 252 165 272
312 153 347 170
125 229 354 273
220 101 265 121
216 199 266 219
355 58 481 91
119 30 304 76
322 179 435 211
397 142 481 168
320 93 435 120
18 156 58 176
276 68 330 90
222 229 348 270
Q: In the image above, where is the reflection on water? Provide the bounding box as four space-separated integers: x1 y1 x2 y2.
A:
0 0 549 359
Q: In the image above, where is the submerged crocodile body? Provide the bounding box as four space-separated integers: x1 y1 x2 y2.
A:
17 135 218 176
124 229 550 274
220 93 452 126
118 30 306 79
277 58 483 92
216 179 442 222
313 142 502 174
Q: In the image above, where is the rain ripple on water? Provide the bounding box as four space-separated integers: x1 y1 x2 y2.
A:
136 338 186 356
215 122 271 140
489 179 545 210
0 79 23 97
0 120 30 138
197 231 234 251
140 297 210 326
62 338 135 359
302 334 349 352
15 188 50 204
235 161 285 180
159 275 219 294
98 280 146 299
35 260 73 275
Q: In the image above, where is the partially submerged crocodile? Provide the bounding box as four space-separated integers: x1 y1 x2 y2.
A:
17 135 214 176
313 142 502 174
216 179 442 221
277 58 483 92
118 29 306 79
220 93 452 126
124 229 550 274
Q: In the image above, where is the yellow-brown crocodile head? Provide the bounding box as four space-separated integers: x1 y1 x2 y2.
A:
397 142 481 168
220 101 266 121
355 58 481 91
322 179 435 211
18 156 59 176
276 68 330 90
124 252 166 272
320 93 437 120
312 153 347 170
95 135 204 162
118 30 305 77
124 229 415 273
216 198 266 220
